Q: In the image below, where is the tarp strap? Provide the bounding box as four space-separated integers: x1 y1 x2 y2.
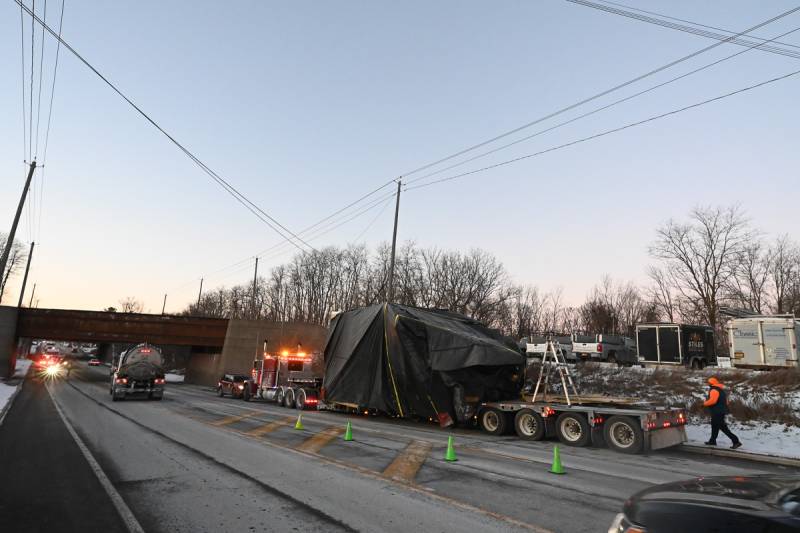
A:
427 395 439 416
384 303 405 417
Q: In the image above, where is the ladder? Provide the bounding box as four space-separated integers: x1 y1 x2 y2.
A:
530 339 581 405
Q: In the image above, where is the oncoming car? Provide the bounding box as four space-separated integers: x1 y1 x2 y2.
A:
217 374 250 399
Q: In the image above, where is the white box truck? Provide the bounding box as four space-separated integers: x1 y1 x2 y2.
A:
727 316 800 370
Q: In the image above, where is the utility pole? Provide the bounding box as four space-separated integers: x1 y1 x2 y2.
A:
196 277 204 306
161 293 168 315
251 257 259 319
0 161 36 285
28 283 36 307
17 241 35 307
387 179 402 303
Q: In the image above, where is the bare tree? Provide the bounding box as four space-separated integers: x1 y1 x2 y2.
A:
725 241 771 313
647 266 678 322
769 235 800 314
118 297 144 313
650 206 753 329
0 233 28 304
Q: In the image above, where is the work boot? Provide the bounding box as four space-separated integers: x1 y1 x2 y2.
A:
704 441 716 446
731 442 742 450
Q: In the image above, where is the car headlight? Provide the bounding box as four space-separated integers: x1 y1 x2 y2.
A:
238 384 245 389
608 513 646 533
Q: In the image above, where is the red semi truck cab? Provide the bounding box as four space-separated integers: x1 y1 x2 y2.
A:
245 347 320 409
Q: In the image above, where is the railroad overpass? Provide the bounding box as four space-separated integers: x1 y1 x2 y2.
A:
1 306 328 383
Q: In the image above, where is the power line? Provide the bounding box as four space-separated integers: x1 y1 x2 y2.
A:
399 5 800 182
38 0 65 242
597 0 800 50
405 23 800 187
29 0 34 162
16 0 315 255
34 0 47 159
404 68 800 192
566 0 800 59
19 1 27 162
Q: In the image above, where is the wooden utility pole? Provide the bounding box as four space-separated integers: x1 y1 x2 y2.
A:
17 241 35 307
387 179 402 303
28 283 36 307
0 161 36 285
161 293 168 315
196 277 204 306
251 257 259 319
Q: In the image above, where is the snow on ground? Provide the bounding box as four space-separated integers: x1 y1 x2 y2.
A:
571 363 800 461
165 373 185 383
686 421 800 459
0 359 33 418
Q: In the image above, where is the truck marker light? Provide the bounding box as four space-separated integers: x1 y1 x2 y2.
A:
597 343 603 352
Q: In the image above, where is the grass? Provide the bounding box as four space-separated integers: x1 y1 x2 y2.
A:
573 364 800 427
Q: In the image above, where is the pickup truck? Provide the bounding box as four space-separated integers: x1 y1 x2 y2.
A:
571 334 637 366
522 336 575 363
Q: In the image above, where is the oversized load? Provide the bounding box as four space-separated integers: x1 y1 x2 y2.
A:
322 303 525 426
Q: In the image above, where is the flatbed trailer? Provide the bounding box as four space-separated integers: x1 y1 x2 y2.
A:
477 398 687 454
476 339 688 454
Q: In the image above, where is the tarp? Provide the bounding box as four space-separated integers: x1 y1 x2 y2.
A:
322 303 524 425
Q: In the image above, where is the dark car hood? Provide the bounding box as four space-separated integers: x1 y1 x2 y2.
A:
627 475 800 518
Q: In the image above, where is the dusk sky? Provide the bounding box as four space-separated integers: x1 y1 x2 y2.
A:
1 0 798 313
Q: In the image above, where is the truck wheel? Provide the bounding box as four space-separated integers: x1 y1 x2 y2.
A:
295 388 307 410
690 358 701 370
479 407 508 436
285 388 296 409
604 416 644 454
607 353 618 366
242 385 251 402
276 388 285 407
514 409 545 440
555 412 591 447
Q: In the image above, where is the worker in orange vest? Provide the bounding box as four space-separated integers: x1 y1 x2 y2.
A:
703 377 742 449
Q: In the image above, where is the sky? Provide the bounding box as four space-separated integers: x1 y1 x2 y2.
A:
1 0 798 313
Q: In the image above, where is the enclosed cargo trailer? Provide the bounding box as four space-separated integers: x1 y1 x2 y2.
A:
636 323 716 369
727 316 800 369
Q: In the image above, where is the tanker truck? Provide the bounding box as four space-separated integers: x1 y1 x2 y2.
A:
110 343 166 401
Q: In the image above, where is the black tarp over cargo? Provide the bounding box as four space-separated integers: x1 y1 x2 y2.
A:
322 303 524 426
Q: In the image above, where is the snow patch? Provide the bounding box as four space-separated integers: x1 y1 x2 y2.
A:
686 420 800 460
0 359 33 416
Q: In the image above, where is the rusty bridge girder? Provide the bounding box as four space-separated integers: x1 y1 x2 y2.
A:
16 308 228 347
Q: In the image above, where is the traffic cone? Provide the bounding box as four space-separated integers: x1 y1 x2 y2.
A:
549 445 565 475
444 435 458 462
343 421 353 441
294 413 304 430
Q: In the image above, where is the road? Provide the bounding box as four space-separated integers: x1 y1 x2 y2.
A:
2 361 797 533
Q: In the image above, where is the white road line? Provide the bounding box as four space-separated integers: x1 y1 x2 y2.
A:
46 384 146 533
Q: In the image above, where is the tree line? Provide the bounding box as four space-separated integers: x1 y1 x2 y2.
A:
179 204 799 339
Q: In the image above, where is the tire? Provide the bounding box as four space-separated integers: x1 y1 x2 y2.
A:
604 415 644 454
276 388 285 407
285 388 296 409
295 388 307 410
690 358 701 370
217 386 224 397
607 353 618 366
514 409 545 440
479 407 508 436
555 412 591 447
242 385 251 402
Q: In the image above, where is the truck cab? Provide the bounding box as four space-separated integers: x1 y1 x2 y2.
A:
246 348 320 409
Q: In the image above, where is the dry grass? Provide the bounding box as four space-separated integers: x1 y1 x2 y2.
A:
572 363 800 427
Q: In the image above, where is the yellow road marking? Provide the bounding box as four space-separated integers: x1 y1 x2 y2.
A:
382 440 432 483
210 410 260 426
246 416 296 436
297 426 344 453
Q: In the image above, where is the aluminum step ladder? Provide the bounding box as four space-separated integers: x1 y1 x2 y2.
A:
530 339 581 405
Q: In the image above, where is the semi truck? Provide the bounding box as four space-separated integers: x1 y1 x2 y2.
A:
727 316 800 370
243 344 322 410
636 323 716 369
110 343 166 401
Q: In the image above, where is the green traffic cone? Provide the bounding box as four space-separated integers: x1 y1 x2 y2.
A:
343 421 353 441
549 445 565 475
445 435 458 462
294 413 304 430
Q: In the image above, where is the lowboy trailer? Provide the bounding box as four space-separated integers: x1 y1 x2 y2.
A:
477 399 687 454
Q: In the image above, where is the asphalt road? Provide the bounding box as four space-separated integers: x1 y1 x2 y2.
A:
3 361 798 533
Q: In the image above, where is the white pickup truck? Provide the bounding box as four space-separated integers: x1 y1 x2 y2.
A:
571 334 637 366
522 335 575 363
